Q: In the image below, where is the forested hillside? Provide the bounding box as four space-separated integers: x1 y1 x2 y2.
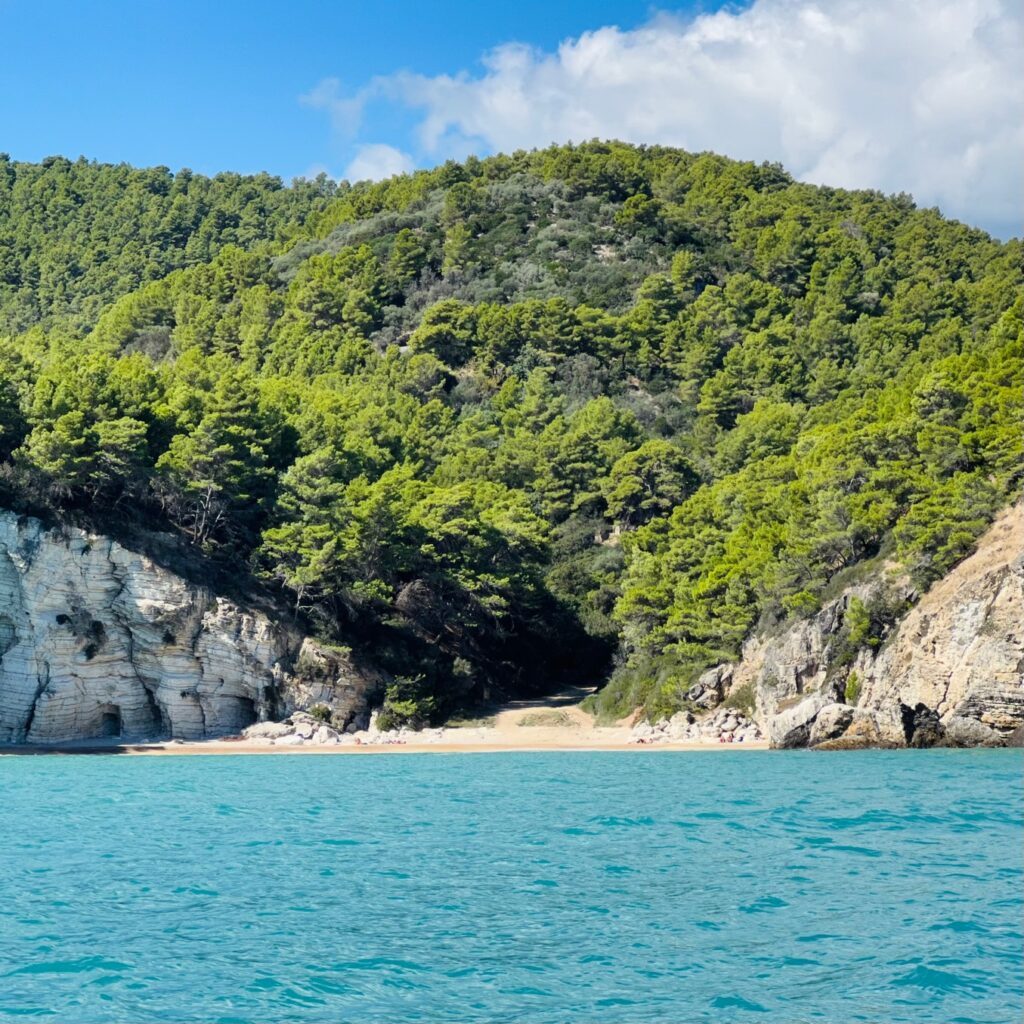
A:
0 142 1020 724
0 155 336 334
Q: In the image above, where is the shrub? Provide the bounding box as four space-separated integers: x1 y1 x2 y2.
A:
376 675 437 731
591 650 702 723
844 671 862 705
723 681 756 717
309 704 333 723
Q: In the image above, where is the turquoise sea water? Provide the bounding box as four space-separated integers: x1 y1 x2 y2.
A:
0 750 1021 1024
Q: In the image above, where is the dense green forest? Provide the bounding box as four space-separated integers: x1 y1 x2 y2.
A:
0 154 337 334
0 142 1020 724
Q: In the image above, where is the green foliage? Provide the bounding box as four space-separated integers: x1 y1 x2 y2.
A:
156 371 275 547
0 142 1020 723
723 681 756 718
377 675 437 730
845 598 876 650
0 155 335 334
601 440 699 528
309 704 333 723
832 591 908 670
590 650 701 724
844 671 862 706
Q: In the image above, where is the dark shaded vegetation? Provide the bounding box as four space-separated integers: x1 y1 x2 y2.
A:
0 141 1020 723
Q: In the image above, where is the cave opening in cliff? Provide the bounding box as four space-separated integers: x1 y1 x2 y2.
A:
98 704 122 738
220 696 258 733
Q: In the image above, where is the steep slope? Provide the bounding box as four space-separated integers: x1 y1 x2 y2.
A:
0 143 1020 729
688 502 1023 748
855 501 1023 744
0 511 380 743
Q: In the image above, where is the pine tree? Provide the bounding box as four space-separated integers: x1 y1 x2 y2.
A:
157 373 273 545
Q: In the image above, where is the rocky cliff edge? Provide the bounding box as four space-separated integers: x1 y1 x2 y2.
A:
686 501 1024 749
0 511 382 743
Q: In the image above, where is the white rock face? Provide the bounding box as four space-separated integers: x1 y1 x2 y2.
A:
712 589 867 748
859 507 1024 736
713 502 1024 748
0 512 379 743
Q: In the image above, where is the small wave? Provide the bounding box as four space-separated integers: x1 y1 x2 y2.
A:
927 920 991 935
890 964 990 995
587 815 656 827
711 994 769 1012
740 896 789 914
829 843 883 858
8 956 132 976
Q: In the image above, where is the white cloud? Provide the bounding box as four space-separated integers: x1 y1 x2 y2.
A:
308 0 1023 238
301 77 364 137
343 143 415 183
297 162 333 182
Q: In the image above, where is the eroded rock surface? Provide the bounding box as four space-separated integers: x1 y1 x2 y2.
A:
0 512 380 743
712 502 1024 748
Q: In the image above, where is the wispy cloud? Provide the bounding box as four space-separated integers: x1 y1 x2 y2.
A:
343 143 415 183
300 77 366 137
306 0 1023 237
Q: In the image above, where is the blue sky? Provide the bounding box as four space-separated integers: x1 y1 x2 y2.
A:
1 0 1020 238
0 0 708 177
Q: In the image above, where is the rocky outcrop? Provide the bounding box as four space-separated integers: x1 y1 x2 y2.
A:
855 505 1024 740
683 665 732 710
807 703 855 747
632 707 762 745
240 710 488 748
709 586 873 748
715 502 1024 748
0 511 381 743
244 710 348 746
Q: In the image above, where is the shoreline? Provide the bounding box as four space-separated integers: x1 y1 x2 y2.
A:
0 686 772 756
0 737 771 756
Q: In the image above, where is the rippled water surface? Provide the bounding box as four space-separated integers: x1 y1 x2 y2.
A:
1 750 1021 1023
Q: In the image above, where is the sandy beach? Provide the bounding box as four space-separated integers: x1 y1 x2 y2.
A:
0 690 768 754
0 737 769 755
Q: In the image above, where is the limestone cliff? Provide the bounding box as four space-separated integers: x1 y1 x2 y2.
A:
703 502 1024 748
0 511 381 743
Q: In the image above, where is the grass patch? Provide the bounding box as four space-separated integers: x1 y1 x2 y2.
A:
444 714 496 729
775 693 805 712
517 710 578 728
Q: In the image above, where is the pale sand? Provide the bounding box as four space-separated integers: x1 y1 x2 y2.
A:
0 686 769 755
0 738 768 755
